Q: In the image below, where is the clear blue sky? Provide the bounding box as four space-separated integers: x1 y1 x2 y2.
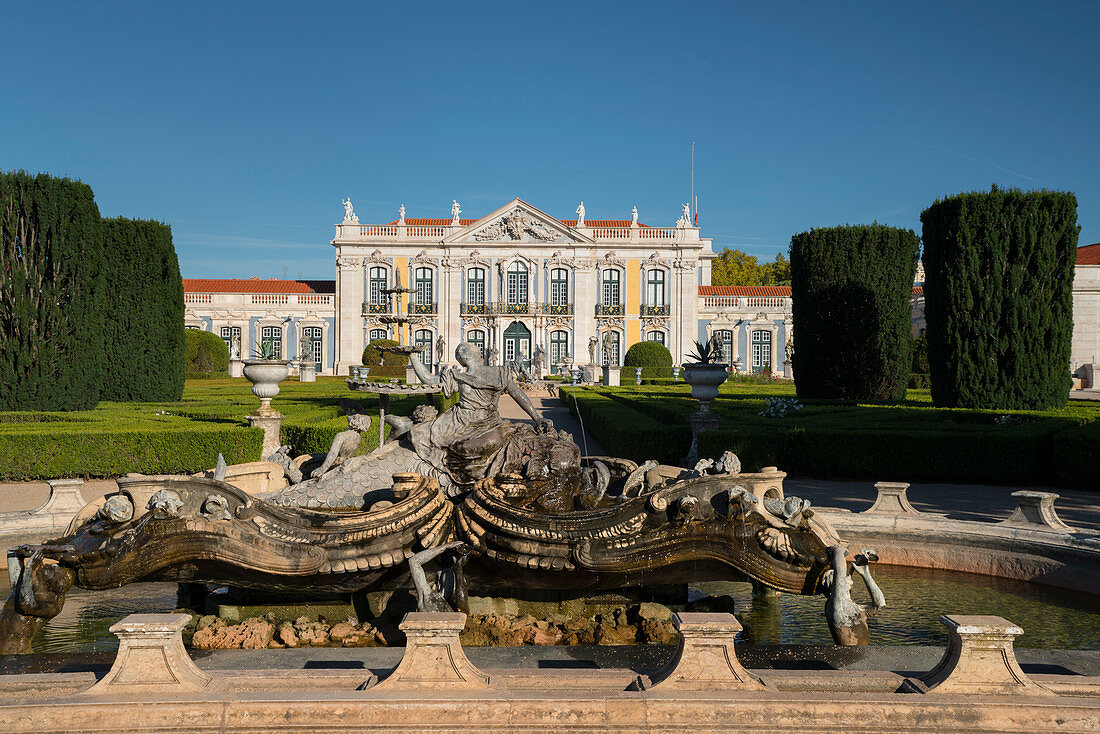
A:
2 2 1097 279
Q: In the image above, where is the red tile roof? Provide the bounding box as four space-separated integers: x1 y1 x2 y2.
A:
1078 243 1100 265
184 278 335 294
698 285 925 296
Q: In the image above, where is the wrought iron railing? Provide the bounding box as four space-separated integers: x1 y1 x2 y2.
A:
493 302 531 315
460 302 489 315
409 302 437 315
537 303 574 316
362 300 392 316
595 304 625 317
640 304 670 317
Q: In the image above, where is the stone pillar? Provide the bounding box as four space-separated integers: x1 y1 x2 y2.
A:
247 413 283 460
648 613 764 691
769 324 779 376
602 365 620 386
374 613 490 691
1001 491 1071 530
865 481 920 515
445 265 462 363
335 257 365 374
83 614 212 695
907 615 1052 696
574 266 597 373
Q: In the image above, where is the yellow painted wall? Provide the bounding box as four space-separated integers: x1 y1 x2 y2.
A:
393 257 408 342
626 319 641 348
626 259 641 314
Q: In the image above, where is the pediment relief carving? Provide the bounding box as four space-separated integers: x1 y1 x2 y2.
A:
472 205 567 243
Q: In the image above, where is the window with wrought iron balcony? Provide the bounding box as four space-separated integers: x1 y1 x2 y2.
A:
641 268 669 316
595 268 624 316
411 267 436 315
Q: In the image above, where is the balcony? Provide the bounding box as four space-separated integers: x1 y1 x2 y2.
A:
537 303 574 316
595 304 625 317
362 300 392 316
641 304 670 317
409 302 437 315
493 302 531 316
461 302 490 316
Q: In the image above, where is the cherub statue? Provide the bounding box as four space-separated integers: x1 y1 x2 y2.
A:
311 413 372 478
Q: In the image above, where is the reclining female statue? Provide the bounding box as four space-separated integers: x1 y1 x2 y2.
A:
398 343 580 495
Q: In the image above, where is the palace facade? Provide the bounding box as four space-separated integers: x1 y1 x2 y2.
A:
181 199 1099 386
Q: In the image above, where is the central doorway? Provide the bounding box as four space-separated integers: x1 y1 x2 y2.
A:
503 321 531 365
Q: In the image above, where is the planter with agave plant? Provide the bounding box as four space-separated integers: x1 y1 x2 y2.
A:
682 339 729 407
243 339 291 416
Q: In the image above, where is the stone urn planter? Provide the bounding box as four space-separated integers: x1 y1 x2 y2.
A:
682 363 729 409
242 360 290 416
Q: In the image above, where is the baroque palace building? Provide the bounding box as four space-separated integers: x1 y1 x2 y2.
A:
182 199 1100 386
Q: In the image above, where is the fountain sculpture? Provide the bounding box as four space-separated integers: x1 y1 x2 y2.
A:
0 340 883 653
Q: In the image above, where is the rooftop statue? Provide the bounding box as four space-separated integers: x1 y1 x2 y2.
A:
631 205 638 225
575 201 585 227
342 197 358 224
451 199 462 222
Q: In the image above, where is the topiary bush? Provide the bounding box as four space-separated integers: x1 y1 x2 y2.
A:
790 224 920 401
0 170 107 410
623 341 674 378
100 218 185 402
185 329 229 375
921 186 1078 410
362 338 409 378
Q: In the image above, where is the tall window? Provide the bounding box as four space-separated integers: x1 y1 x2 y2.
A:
506 261 528 304
550 268 569 306
647 331 665 346
301 326 322 367
260 326 282 359
414 329 433 367
751 330 772 372
220 326 241 355
467 267 485 305
601 269 621 306
713 329 734 365
414 267 433 306
369 267 387 304
467 329 486 356
550 330 569 365
646 269 665 305
369 328 387 342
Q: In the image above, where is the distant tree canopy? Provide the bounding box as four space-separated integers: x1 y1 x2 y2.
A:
711 249 791 287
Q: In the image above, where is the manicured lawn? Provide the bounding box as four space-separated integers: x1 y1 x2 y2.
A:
0 378 439 480
559 383 1100 489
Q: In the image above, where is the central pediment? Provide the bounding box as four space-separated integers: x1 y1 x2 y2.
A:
445 199 594 245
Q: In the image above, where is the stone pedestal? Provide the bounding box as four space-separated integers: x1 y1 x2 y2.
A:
865 482 920 515
247 412 283 461
298 361 316 382
83 614 212 695
228 358 244 378
374 613 490 691
783 360 793 379
602 365 620 387
907 615 1051 696
1001 491 1071 531
648 613 764 691
405 365 419 385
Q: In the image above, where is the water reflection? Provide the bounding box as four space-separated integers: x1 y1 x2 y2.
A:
2 565 1098 652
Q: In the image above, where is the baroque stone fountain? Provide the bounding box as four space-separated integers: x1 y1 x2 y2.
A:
0 340 886 653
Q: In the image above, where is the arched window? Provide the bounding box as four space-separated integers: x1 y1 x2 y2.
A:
506 261 528 305
369 328 387 342
467 267 485 305
368 267 388 305
414 329 434 367
646 269 666 305
647 331 665 346
466 329 486 356
601 269 620 306
550 268 569 306
713 329 734 365
414 267 433 307
549 330 569 365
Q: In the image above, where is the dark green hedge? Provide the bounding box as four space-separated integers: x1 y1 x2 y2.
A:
101 218 185 402
0 425 262 479
559 387 690 464
790 224 920 401
0 171 106 410
185 329 230 374
921 186 1078 409
624 341 673 378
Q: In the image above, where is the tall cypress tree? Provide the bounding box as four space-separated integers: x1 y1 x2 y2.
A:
100 218 185 401
790 224 920 401
921 186 1078 409
0 171 106 410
